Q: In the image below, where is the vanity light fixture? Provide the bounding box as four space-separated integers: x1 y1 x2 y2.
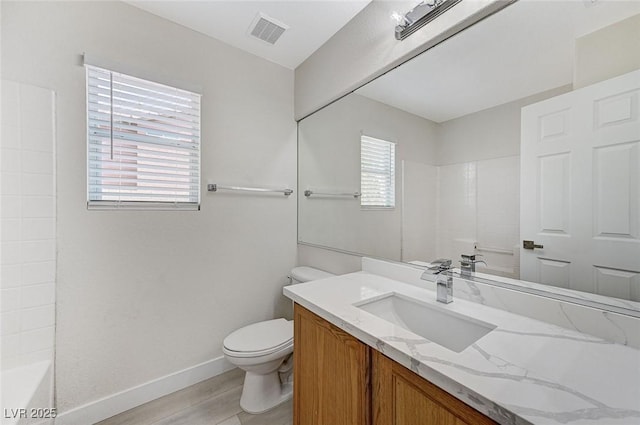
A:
393 0 462 40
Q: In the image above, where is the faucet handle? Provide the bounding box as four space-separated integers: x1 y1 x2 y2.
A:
461 259 487 266
420 259 453 280
460 254 487 275
427 258 452 272
461 254 482 261
430 258 452 267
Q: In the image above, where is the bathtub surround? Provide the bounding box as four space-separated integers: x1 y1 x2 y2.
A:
0 81 56 371
1 80 57 424
1 362 53 425
434 156 519 278
1 1 296 421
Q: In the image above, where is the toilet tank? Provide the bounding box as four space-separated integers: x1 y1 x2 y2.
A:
290 266 334 284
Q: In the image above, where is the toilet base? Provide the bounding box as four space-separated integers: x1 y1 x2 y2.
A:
240 370 293 414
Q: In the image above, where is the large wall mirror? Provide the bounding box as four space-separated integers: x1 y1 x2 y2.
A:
298 0 640 313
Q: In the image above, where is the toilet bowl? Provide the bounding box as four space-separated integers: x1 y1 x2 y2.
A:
222 266 334 414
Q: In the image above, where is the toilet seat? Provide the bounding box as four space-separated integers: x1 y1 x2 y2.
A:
223 318 293 358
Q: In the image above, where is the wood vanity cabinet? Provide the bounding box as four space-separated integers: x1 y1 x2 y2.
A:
293 303 497 425
293 304 371 425
372 350 497 425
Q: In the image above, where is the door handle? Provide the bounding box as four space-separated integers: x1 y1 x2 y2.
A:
523 240 543 250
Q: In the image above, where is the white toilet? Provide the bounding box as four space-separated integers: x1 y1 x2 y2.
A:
222 266 335 414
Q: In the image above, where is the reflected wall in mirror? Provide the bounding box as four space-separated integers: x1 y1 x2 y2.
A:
298 0 640 306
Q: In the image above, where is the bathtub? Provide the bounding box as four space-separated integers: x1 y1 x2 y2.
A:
1 361 54 425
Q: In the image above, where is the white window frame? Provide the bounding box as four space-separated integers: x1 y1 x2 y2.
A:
360 135 396 209
86 65 201 210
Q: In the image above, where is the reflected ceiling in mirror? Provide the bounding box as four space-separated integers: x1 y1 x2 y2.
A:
298 0 640 312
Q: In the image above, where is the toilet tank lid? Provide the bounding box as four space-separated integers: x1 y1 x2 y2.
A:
290 266 335 283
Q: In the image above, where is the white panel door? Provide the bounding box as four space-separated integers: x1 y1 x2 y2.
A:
521 70 640 300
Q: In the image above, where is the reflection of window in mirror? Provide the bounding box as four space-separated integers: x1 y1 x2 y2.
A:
360 135 395 209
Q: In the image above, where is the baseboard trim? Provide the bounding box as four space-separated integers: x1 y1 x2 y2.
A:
54 356 235 425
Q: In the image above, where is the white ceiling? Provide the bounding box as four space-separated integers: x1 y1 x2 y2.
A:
124 0 371 69
356 0 640 123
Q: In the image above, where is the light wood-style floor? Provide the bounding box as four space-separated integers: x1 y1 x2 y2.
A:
96 368 293 425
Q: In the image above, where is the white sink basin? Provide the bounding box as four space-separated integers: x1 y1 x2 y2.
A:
356 293 496 353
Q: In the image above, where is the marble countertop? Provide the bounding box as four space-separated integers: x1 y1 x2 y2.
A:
284 271 640 425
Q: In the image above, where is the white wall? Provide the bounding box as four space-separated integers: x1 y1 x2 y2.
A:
294 0 510 120
298 93 438 261
1 0 296 415
436 86 572 166
297 244 362 276
1 81 56 370
574 13 640 89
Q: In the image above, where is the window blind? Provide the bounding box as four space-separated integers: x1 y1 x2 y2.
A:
86 65 201 210
360 135 396 208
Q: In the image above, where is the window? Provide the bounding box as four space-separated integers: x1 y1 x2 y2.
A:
360 135 396 208
86 65 201 210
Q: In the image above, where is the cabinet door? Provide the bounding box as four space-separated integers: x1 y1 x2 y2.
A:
373 351 496 425
293 304 370 425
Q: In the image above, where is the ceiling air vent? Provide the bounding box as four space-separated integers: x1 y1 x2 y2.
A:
249 13 289 45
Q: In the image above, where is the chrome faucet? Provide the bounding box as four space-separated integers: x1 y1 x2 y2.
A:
459 254 487 277
419 259 454 304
